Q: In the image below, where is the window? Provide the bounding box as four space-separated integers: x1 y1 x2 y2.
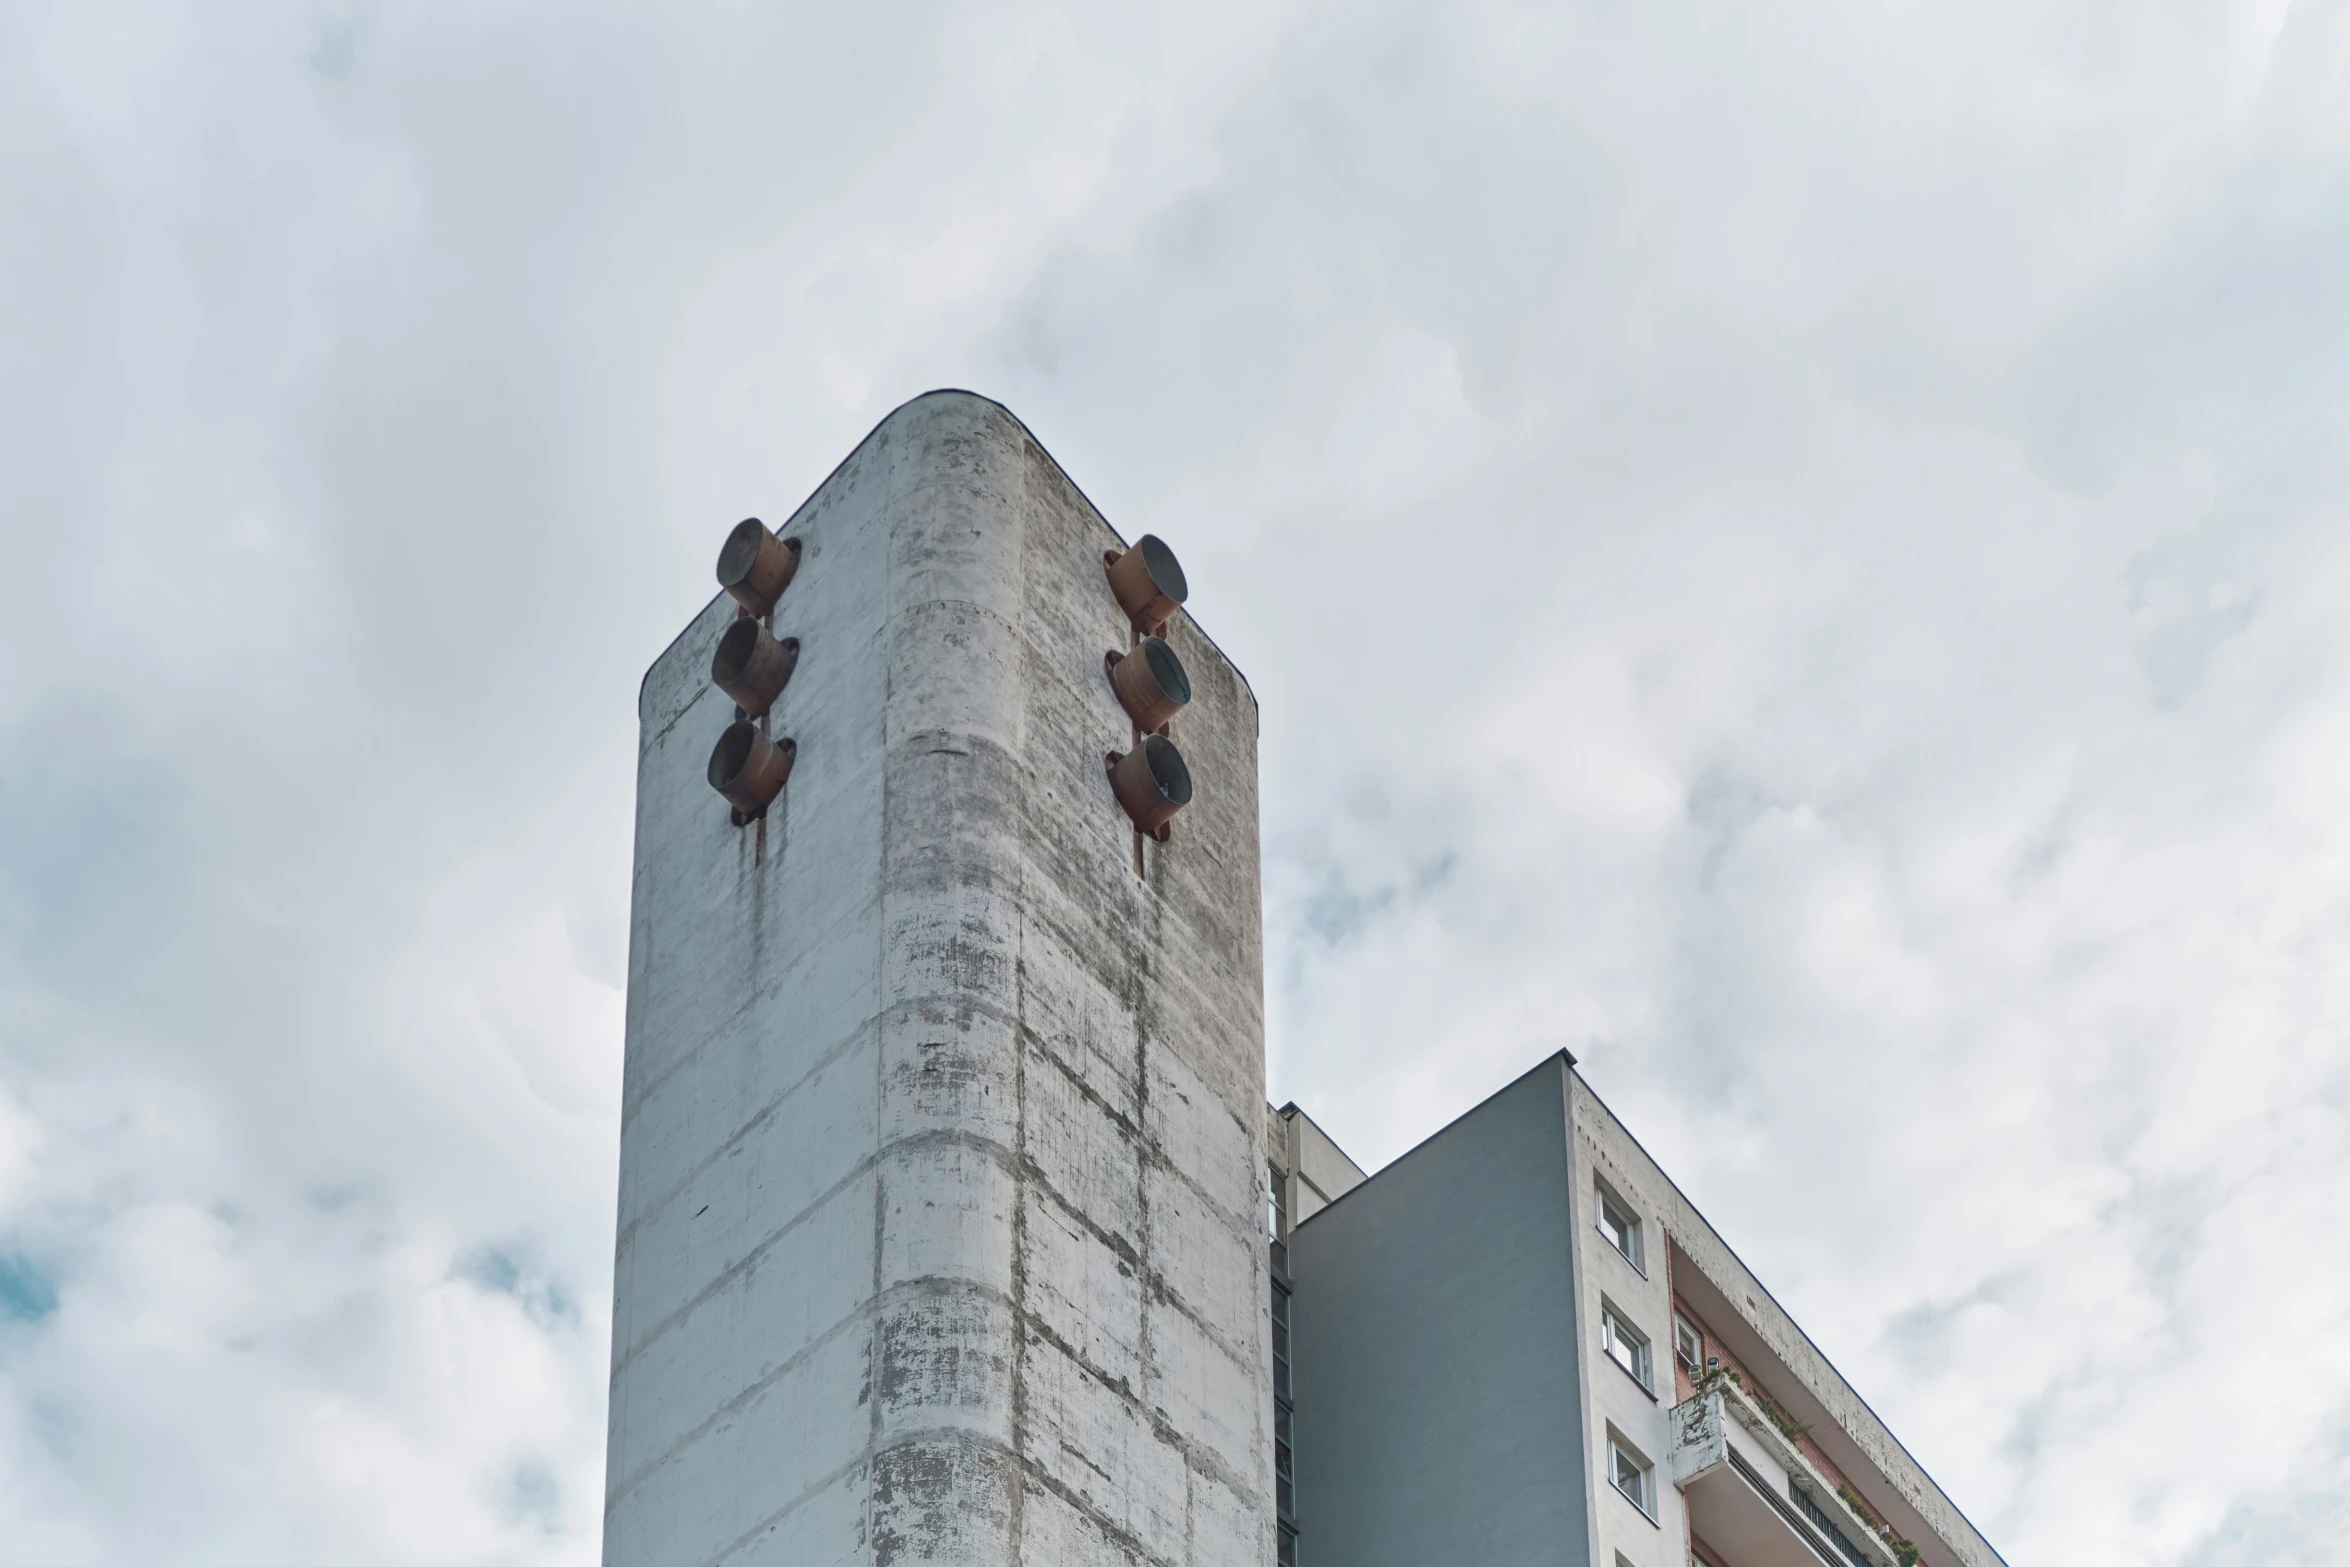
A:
1608 1431 1656 1517
1274 1399 1295 1519
1601 1302 1653 1390
1271 1267 1299 1564
1673 1314 1704 1378
1597 1183 1644 1271
1270 1277 1292 1405
1269 1166 1290 1279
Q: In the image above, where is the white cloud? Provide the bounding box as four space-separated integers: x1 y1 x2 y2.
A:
3 0 2348 1561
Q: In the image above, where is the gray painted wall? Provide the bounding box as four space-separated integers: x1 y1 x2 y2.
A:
1288 1058 1591 1567
605 392 1270 1567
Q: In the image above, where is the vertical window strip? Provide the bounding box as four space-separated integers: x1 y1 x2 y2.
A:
1269 1164 1289 1279
1270 1235 1297 1563
1270 1278 1292 1405
1270 1160 1299 1564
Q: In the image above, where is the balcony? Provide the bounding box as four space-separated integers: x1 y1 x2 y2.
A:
1668 1379 1904 1567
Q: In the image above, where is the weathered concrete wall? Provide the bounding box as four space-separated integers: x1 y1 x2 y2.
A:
1287 1059 1592 1567
605 392 1269 1567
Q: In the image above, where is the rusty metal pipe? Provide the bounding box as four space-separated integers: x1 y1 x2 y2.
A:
709 721 796 816
1103 534 1187 630
1105 636 1190 733
717 517 802 613
712 619 799 716
1106 733 1192 837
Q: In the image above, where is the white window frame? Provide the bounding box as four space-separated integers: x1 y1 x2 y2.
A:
1601 1301 1653 1391
1673 1314 1704 1377
1608 1429 1656 1517
1596 1181 1644 1272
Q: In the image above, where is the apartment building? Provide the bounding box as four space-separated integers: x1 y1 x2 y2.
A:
1270 1058 2007 1567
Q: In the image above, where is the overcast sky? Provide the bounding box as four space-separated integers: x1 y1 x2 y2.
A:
3 1 2348 1562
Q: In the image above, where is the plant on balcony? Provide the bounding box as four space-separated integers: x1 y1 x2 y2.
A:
1836 1481 1920 1566
1748 1386 1813 1442
1689 1366 1814 1443
1692 1365 1923 1567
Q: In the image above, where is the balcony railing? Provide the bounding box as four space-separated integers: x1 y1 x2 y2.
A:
1669 1377 1911 1567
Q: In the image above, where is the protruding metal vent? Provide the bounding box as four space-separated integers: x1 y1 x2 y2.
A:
1104 535 1187 632
709 722 796 817
717 518 802 613
712 620 800 717
1106 636 1191 734
1107 734 1192 840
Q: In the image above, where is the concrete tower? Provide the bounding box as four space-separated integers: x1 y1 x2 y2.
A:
604 393 1271 1567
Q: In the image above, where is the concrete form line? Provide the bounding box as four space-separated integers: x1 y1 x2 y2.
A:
604 1285 873 1513
614 1019 874 1248
612 1126 1018 1373
611 1146 882 1379
1004 1433 1186 1567
607 1271 1024 1512
1018 1150 1260 1384
1009 1080 1262 1378
671 1422 1184 1567
617 908 886 1126
615 992 1023 1249
1007 868 1034 1563
673 1446 871 1567
1021 1022 1264 1257
1015 1297 1260 1507
1018 1011 1265 1259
